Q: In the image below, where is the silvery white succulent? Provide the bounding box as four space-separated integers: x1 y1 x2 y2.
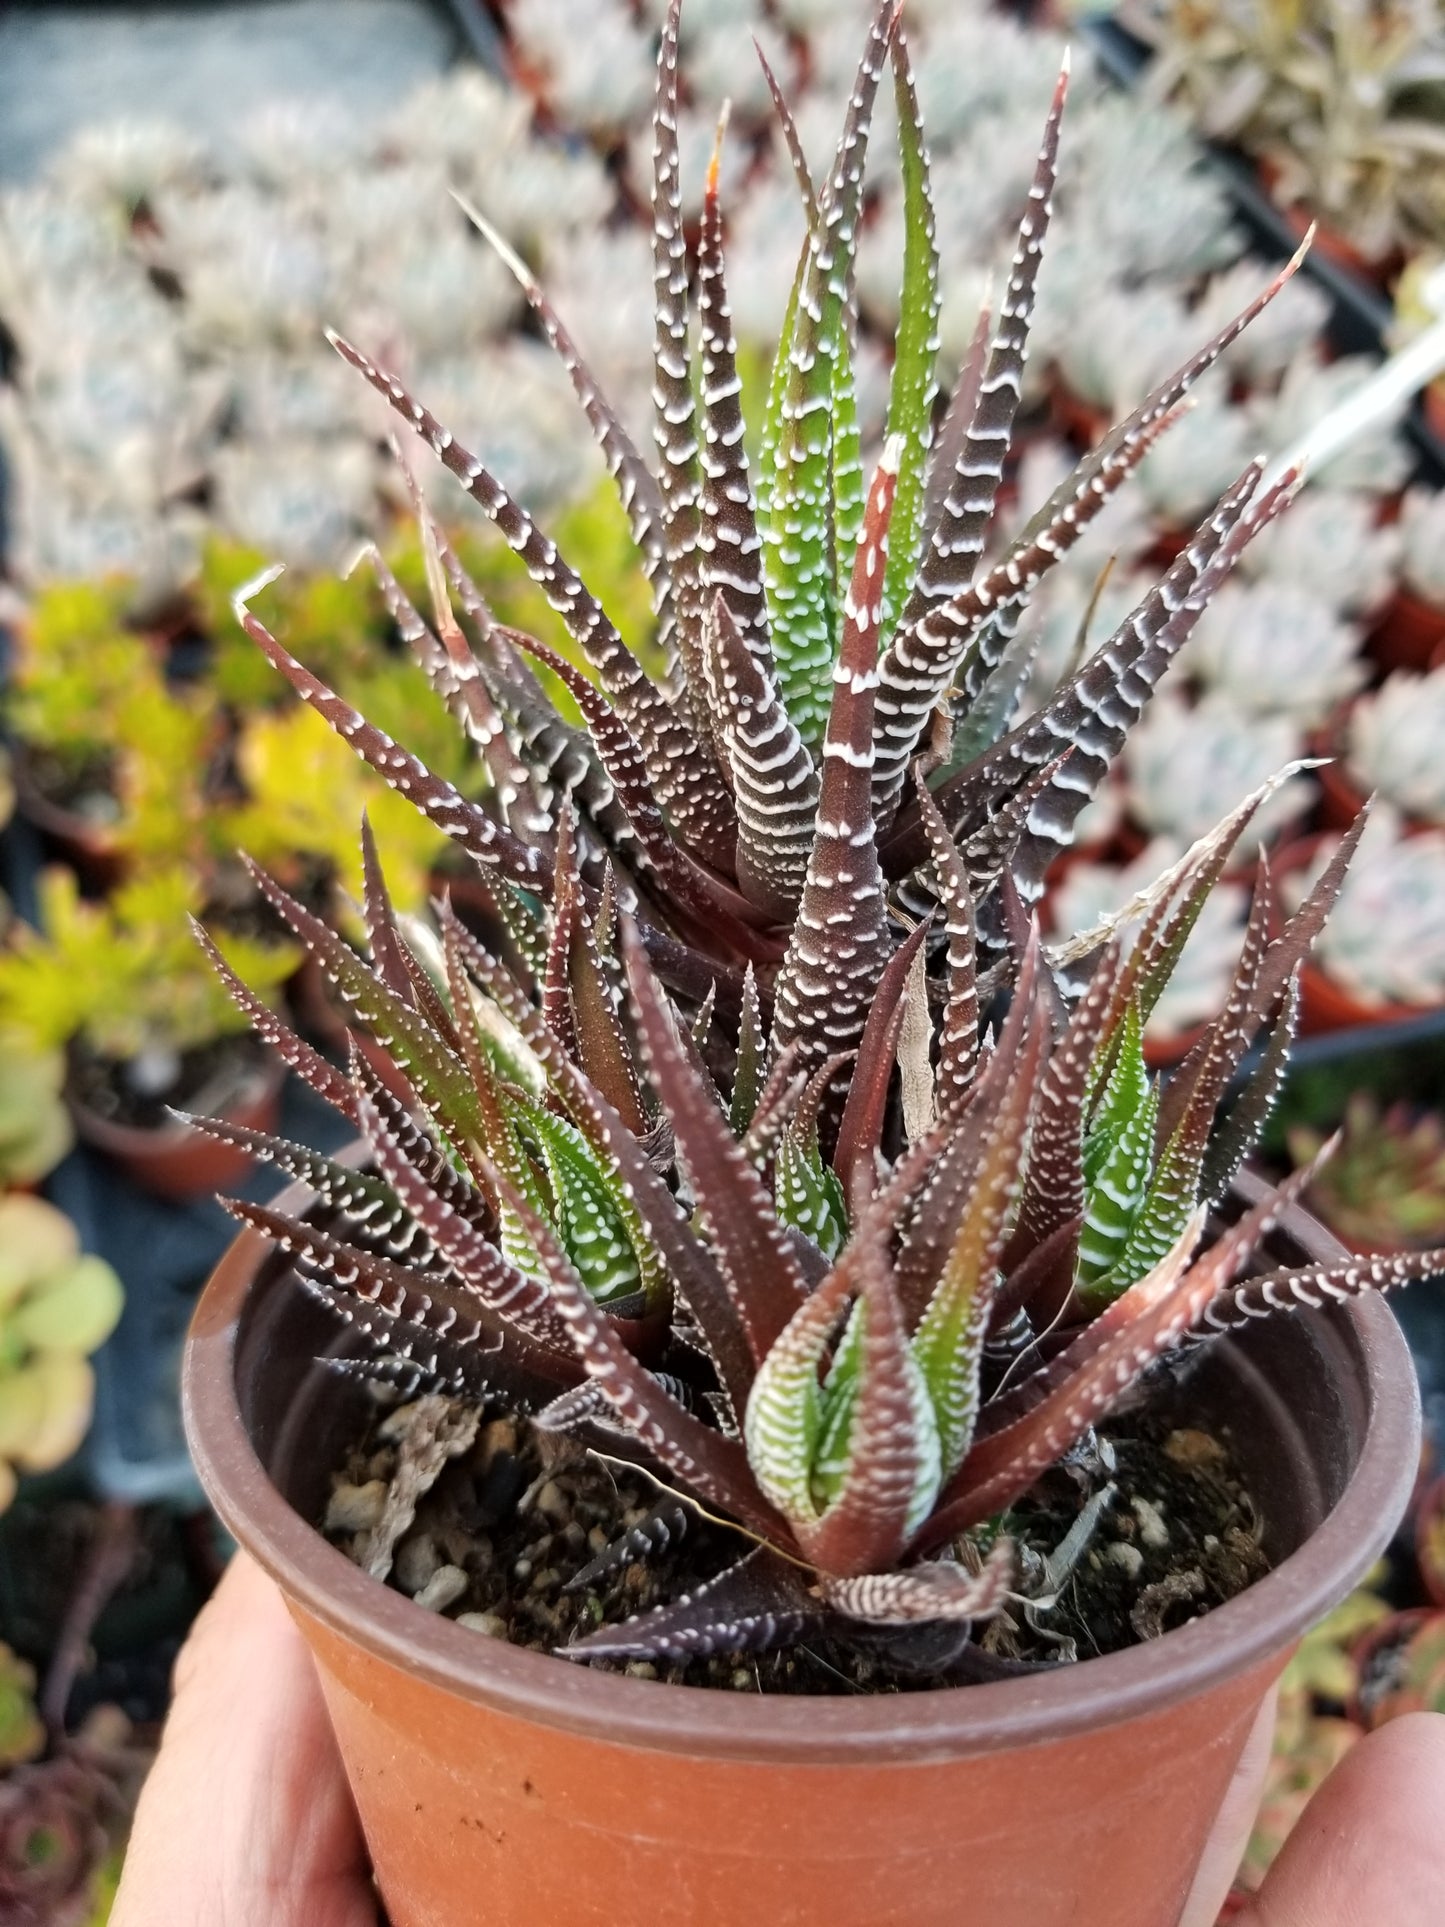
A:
1124 691 1309 848
210 435 379 570
901 7 1062 146
508 0 656 131
1060 93 1239 284
1194 256 1331 386
1133 393 1256 529
1303 808 1445 1008
50 117 209 210
236 97 375 187
379 69 533 178
1182 579 1365 726
1250 350 1412 495
1051 279 1202 414
1347 669 1445 826
1239 487 1402 619
1398 487 1445 610
157 183 337 351
1049 837 1250 1041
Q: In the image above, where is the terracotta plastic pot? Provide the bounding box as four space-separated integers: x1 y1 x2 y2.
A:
70 1059 286 1201
1367 587 1445 676
183 1178 1419 1927
12 753 126 893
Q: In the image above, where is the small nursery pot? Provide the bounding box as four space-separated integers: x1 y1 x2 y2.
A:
184 1171 1419 1927
1367 587 1445 677
70 1059 285 1202
12 753 126 893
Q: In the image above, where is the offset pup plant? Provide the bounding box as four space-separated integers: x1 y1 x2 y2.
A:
180 6 1437 1922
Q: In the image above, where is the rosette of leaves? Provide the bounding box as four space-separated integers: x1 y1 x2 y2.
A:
1291 1095 1445 1253
195 2 1445 1660
0 1195 123 1513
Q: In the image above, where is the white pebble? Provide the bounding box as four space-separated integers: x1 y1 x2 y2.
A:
414 1564 469 1613
1131 1498 1169 1550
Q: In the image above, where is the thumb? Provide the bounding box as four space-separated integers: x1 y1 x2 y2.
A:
1236 1712 1445 1927
111 1552 376 1927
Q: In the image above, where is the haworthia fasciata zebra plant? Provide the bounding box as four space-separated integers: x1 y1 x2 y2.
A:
198 1 1439 1662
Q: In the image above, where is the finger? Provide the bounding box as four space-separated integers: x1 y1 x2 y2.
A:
1178 1684 1279 1927
111 1552 377 1927
1239 1712 1445 1927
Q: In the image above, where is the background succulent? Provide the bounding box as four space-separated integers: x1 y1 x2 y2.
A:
1296 809 1445 1008
1346 667 1445 826
0 1195 123 1515
1292 1095 1445 1252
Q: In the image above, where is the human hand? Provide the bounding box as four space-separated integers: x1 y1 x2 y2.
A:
110 1552 376 1926
1181 1687 1445 1926
112 1553 1445 1927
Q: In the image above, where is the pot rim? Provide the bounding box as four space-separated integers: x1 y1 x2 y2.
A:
183 1183 1420 1767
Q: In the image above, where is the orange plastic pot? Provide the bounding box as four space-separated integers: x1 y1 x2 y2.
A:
183 1179 1419 1927
70 1059 285 1201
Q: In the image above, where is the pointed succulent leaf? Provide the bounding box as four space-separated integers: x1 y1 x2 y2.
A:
508 626 769 957
451 191 674 662
923 1211 1212 1543
878 28 941 641
624 921 810 1368
563 1548 818 1663
244 862 482 1143
912 1016 1041 1477
697 119 771 668
703 595 820 919
820 1540 1015 1625
772 446 900 1077
191 917 355 1118
1200 972 1301 1202
486 1154 785 1541
329 334 737 872
913 781 980 1114
831 910 931 1208
440 907 753 1412
759 0 897 742
236 581 546 890
774 1123 849 1260
729 964 766 1135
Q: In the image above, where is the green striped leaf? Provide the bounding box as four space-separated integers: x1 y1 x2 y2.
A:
879 31 940 642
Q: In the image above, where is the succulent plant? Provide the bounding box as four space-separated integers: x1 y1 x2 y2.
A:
1122 692 1308 847
1300 808 1445 1007
1397 486 1445 611
1121 0 1445 263
1238 486 1401 619
1248 350 1411 496
0 867 296 1076
0 1045 73 1191
189 2 1445 1666
1291 1095 1445 1252
0 1195 123 1512
1346 667 1445 826
1048 838 1250 1042
1182 580 1365 726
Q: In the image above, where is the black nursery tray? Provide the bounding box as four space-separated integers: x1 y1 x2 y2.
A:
1080 16 1445 486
